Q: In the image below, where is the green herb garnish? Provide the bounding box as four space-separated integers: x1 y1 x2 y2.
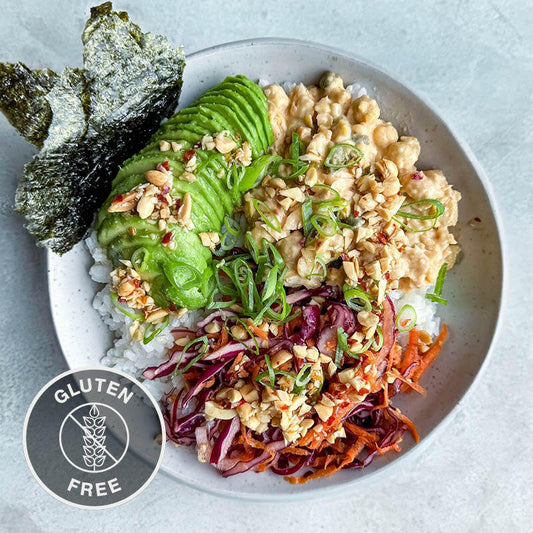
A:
324 143 364 169
426 263 448 305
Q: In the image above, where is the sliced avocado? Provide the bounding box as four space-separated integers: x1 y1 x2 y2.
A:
96 75 274 311
202 85 269 151
195 153 233 214
206 82 274 151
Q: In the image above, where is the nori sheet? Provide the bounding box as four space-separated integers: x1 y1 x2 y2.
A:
1 2 185 253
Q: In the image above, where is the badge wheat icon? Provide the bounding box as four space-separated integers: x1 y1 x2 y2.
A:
24 368 165 508
81 404 107 471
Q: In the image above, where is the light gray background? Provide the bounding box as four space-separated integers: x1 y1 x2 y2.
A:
1 1 532 532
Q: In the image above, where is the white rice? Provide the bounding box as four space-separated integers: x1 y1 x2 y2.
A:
388 288 440 346
86 232 201 399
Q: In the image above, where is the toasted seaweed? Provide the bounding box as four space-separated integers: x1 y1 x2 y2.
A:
2 2 185 253
0 63 59 148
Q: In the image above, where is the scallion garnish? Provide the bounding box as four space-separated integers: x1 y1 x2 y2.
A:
110 292 145 321
207 234 291 324
225 316 260 355
264 354 276 388
311 213 338 236
255 368 296 387
426 263 448 305
396 304 417 332
307 255 327 279
172 336 209 376
335 327 362 367
292 364 312 395
393 199 445 233
143 315 169 345
252 198 281 233
301 199 313 237
130 247 149 272
343 284 373 312
324 143 363 169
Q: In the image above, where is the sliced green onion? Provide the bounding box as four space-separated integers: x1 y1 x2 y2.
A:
131 247 150 272
311 213 338 236
396 199 445 220
343 284 373 312
307 255 327 279
255 368 296 386
262 264 279 301
335 328 362 367
143 315 169 345
224 214 241 237
274 158 309 180
110 293 145 321
434 263 448 295
324 143 363 169
173 336 209 376
426 263 448 305
393 199 445 233
252 198 281 233
292 364 313 395
264 354 276 388
426 294 448 305
301 199 313 237
396 304 417 332
237 154 281 191
393 216 438 233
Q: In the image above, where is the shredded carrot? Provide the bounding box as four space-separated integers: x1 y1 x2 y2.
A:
411 325 447 382
228 352 244 375
282 446 310 456
246 322 269 341
373 383 390 410
400 329 420 374
392 372 426 396
393 409 420 442
213 328 228 350
285 438 366 484
344 422 379 444
375 442 402 455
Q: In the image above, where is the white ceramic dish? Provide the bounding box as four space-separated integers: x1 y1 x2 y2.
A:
47 38 504 500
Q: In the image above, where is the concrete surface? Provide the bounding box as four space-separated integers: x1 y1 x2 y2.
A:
0 1 532 531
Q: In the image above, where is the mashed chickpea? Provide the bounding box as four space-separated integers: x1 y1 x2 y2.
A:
244 72 460 299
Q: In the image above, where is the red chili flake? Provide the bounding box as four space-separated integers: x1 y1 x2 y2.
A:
161 184 170 194
161 160 170 171
168 303 177 312
133 278 141 288
112 194 124 203
377 232 388 245
118 297 126 303
183 150 195 162
340 252 349 261
411 171 424 180
162 231 173 244
474 217 482 222
385 271 390 280
157 194 169 204
354 210 360 217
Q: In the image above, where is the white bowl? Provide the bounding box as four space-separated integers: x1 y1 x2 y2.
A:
48 38 504 500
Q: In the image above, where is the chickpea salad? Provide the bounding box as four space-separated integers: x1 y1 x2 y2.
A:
87 71 460 484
